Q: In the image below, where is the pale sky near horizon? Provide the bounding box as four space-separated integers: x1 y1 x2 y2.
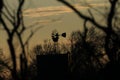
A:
0 0 109 54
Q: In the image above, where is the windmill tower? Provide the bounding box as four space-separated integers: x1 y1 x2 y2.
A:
36 30 69 80
51 30 66 53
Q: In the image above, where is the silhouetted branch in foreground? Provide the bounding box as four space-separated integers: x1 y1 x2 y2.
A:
58 0 119 64
58 0 120 80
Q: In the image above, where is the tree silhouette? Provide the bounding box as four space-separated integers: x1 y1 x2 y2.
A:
0 0 3 18
0 0 25 79
69 26 105 79
58 0 120 79
0 0 42 80
58 0 120 62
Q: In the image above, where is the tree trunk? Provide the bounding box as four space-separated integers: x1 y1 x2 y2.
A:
7 39 19 80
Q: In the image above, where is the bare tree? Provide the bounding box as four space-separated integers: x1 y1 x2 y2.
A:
58 0 120 64
58 0 120 79
0 0 42 80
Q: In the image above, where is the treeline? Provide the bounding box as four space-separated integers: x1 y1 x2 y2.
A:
0 25 120 80
28 26 117 80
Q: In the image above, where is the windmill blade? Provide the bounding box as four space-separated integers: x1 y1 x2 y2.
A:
61 32 66 38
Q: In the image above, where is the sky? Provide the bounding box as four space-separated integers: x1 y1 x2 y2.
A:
0 0 109 54
22 0 109 46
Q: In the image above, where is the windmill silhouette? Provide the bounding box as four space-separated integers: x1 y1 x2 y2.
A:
51 30 66 53
51 30 66 42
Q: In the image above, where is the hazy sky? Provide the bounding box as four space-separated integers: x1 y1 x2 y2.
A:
23 0 108 45
0 0 109 54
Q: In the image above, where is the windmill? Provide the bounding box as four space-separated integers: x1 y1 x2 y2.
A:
51 30 66 42
51 30 66 53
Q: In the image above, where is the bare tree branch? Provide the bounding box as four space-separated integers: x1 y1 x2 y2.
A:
11 0 25 36
83 19 88 40
2 11 13 24
107 0 118 29
4 4 13 19
19 10 25 35
58 0 107 32
88 9 95 20
109 0 113 4
26 22 42 30
83 0 106 17
0 18 10 36
24 26 43 46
